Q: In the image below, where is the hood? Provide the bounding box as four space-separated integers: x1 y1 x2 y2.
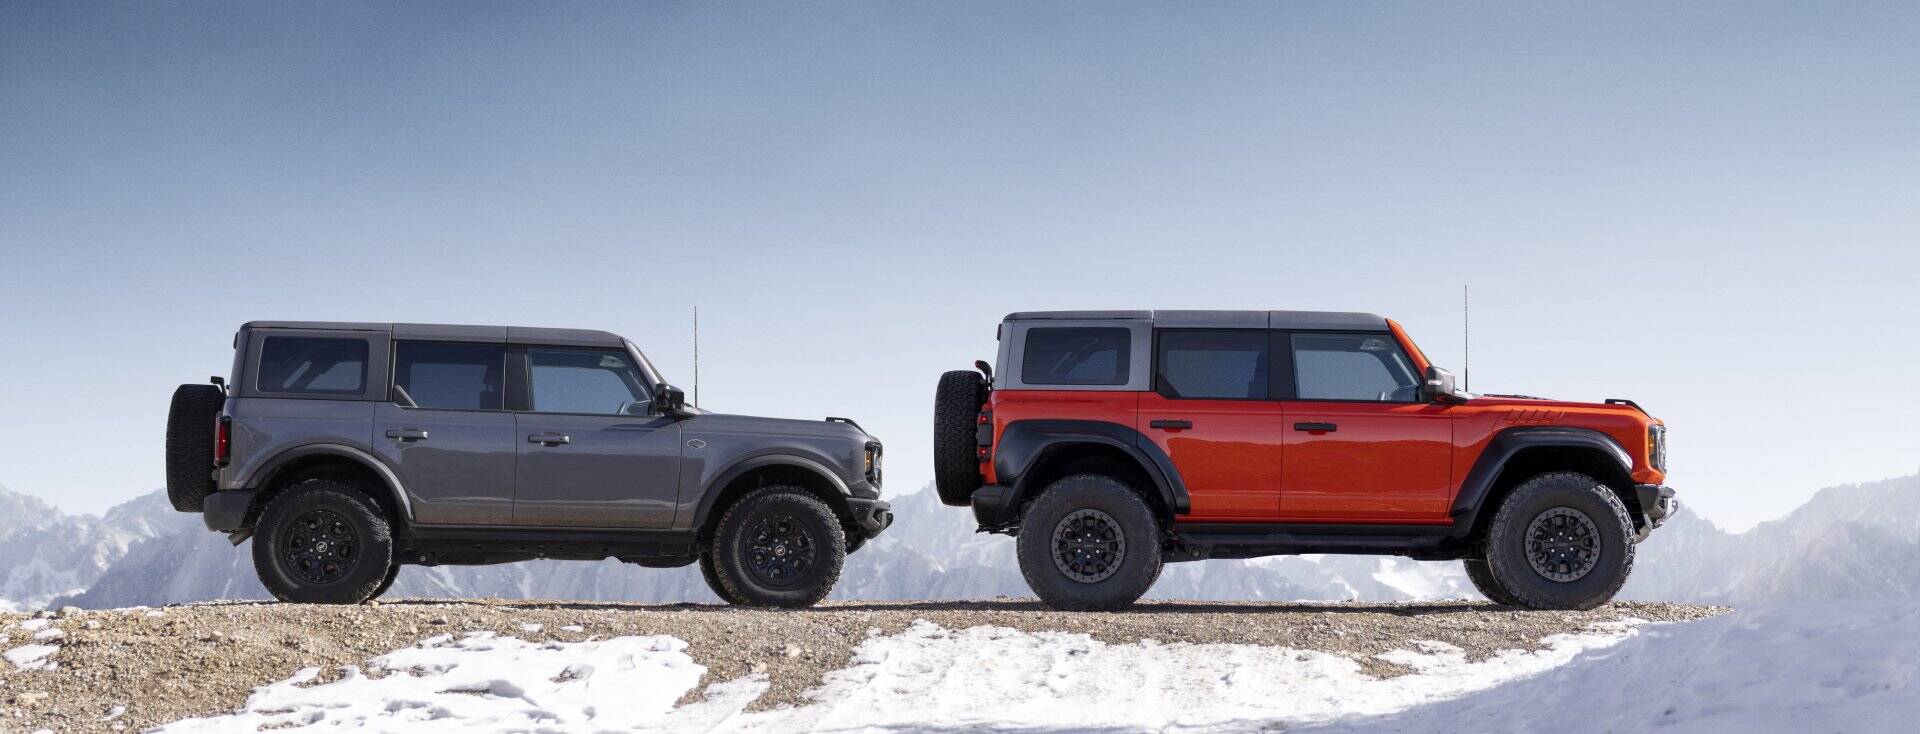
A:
1466 394 1659 422
682 412 872 441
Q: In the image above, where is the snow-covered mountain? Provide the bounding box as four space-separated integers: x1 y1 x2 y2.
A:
0 484 184 610
17 471 1920 610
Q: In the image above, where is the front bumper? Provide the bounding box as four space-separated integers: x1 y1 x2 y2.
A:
202 489 257 533
1635 484 1680 529
847 497 894 537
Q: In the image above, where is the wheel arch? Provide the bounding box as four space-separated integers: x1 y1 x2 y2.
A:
693 454 855 544
246 445 413 531
993 420 1190 525
1452 427 1643 538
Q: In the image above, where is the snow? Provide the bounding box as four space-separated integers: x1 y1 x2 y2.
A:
156 620 1641 733
155 631 742 733
4 643 59 671
1311 602 1920 733
145 604 1920 733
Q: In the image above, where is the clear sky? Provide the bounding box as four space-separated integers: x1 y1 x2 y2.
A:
3 2 1916 530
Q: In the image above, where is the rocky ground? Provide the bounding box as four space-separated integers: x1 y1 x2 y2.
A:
0 598 1727 733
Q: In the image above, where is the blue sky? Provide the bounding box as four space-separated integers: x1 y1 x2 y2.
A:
3 1 1916 530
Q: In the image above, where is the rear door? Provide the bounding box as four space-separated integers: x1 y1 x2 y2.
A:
1135 330 1285 520
1278 332 1453 523
373 341 518 526
510 346 683 528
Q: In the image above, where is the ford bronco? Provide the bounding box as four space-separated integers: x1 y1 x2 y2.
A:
934 310 1676 611
167 321 890 606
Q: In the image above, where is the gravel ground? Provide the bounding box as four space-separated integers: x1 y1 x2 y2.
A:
0 598 1726 733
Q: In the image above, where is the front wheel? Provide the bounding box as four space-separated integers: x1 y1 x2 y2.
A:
1016 474 1163 611
706 486 847 607
1477 472 1636 610
252 479 395 605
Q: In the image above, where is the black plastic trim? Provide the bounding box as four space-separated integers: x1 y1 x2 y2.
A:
691 453 855 529
986 419 1191 523
1448 426 1635 537
1170 522 1460 560
202 489 256 532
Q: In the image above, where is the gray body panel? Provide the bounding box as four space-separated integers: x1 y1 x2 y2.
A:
512 413 684 528
370 402 518 525
212 321 884 550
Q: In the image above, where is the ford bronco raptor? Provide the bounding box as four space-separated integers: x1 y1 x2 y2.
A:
934 310 1676 611
166 321 890 606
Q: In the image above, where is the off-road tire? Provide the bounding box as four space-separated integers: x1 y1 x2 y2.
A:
1463 558 1520 606
1478 472 1636 611
1017 474 1163 611
165 384 225 512
700 551 749 605
933 370 988 506
251 480 395 605
708 486 846 607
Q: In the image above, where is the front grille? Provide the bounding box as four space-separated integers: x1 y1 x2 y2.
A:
1649 424 1668 473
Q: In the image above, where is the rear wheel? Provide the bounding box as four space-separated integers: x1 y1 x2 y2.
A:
251 479 395 605
1477 472 1636 610
707 486 846 607
1016 474 1163 611
933 370 988 506
699 551 748 605
165 384 225 512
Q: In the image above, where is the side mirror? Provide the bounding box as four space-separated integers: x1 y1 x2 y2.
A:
1422 366 1468 404
652 383 690 417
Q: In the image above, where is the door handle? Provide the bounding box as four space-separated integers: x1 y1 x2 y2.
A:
385 429 429 441
1294 422 1338 433
527 433 571 446
1149 419 1193 430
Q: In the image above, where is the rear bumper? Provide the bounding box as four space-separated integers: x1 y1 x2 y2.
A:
202 489 257 532
971 484 1017 528
1635 484 1680 529
847 497 894 537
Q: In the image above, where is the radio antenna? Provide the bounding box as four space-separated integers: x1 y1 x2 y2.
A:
693 306 700 407
1463 284 1471 392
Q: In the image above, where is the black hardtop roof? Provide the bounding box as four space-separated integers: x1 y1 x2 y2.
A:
1001 310 1389 330
240 321 626 348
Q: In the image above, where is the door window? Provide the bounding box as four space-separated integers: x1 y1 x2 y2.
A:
1291 333 1421 402
527 348 649 415
1021 327 1131 386
256 337 368 395
1155 331 1270 399
393 342 507 410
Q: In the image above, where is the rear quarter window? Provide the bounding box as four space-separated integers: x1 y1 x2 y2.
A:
1021 327 1131 386
255 336 368 395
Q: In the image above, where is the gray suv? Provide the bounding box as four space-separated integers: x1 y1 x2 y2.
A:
165 321 891 607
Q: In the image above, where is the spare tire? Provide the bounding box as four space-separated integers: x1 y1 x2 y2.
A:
933 369 987 506
166 384 225 512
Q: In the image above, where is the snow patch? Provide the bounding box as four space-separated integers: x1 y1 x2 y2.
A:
4 643 59 671
155 631 734 733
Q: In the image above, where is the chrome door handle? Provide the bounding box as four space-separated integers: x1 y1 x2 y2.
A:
527 433 571 446
385 429 429 441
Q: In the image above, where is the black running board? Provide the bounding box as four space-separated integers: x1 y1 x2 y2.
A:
1168 523 1466 562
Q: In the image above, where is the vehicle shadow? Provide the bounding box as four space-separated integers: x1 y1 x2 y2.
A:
362 597 1505 616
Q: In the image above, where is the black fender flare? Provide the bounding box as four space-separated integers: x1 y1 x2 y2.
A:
1448 426 1634 537
691 453 853 530
245 443 415 523
992 419 1190 518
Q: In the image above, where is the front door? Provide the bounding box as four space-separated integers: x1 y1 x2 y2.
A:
1279 332 1453 522
1136 330 1285 520
511 346 683 528
374 341 517 526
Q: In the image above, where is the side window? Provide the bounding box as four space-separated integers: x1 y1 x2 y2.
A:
393 342 506 410
1292 333 1421 402
255 337 368 395
1021 327 1131 386
1155 331 1270 399
527 348 649 415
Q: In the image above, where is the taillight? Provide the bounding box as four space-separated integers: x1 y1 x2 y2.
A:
214 415 232 468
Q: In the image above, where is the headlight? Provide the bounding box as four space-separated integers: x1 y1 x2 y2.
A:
1648 424 1668 473
864 441 883 487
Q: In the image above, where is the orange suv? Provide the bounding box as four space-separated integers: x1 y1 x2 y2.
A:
933 310 1675 611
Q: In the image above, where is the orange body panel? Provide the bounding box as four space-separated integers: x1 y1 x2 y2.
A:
1137 392 1285 520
